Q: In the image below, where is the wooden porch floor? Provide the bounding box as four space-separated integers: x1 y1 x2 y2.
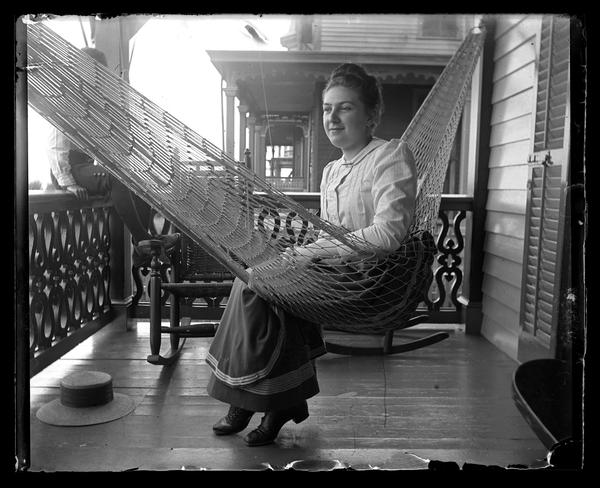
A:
29 318 549 471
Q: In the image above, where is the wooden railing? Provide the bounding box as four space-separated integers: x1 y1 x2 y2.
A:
265 177 307 192
130 193 474 324
429 194 473 322
28 190 121 377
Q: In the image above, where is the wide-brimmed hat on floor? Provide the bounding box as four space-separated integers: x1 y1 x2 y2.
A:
36 371 136 426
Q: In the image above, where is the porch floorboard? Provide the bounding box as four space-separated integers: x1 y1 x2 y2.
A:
29 318 548 471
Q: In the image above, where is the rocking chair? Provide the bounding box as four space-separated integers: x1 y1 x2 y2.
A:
141 224 448 365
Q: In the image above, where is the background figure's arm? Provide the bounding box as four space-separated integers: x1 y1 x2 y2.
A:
47 127 77 188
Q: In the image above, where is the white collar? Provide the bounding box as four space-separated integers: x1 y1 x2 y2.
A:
341 137 386 165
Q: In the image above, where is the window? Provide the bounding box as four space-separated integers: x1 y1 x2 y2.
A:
266 145 294 178
262 121 307 191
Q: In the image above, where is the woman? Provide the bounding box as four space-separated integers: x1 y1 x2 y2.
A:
206 63 417 446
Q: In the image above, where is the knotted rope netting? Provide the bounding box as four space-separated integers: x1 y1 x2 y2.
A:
26 19 485 333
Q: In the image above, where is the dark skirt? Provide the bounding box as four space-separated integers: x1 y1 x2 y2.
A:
206 277 326 412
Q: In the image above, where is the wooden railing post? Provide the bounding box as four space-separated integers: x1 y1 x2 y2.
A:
108 202 130 327
425 195 473 323
462 16 496 335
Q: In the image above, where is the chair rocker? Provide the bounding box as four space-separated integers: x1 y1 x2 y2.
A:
141 235 234 365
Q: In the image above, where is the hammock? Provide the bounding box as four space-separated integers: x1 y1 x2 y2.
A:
25 19 485 334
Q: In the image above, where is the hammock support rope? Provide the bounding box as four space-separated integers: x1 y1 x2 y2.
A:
26 19 485 334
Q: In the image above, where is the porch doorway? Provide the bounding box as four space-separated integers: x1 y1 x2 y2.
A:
263 120 308 192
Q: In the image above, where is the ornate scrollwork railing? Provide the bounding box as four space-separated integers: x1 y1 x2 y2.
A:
130 193 473 323
28 191 114 375
425 195 473 319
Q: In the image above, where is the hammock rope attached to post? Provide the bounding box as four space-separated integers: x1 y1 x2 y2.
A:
26 19 485 333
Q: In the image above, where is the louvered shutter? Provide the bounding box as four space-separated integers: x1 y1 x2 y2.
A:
518 15 570 361
534 16 570 151
521 164 563 348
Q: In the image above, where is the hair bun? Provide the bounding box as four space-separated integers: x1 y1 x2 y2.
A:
330 63 369 81
324 62 384 134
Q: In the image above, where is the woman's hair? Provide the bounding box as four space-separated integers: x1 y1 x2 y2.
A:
81 47 108 67
323 63 384 133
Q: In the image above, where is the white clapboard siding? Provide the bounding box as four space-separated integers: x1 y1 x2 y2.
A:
484 210 525 240
315 15 465 55
483 253 523 287
493 17 539 59
482 274 522 313
481 15 540 359
491 63 536 104
486 189 528 214
488 165 529 190
494 15 528 38
481 315 519 360
492 40 537 82
484 232 524 264
490 114 531 146
490 89 533 125
483 294 520 332
489 139 531 168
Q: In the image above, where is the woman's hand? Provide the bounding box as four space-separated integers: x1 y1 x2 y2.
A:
65 184 89 200
281 246 318 267
246 267 255 290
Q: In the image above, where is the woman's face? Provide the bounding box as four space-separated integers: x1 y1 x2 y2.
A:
322 85 372 160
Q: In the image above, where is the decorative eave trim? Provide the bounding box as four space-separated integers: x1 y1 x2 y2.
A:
207 50 448 85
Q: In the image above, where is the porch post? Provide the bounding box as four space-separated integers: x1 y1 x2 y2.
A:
94 16 137 324
253 122 265 178
247 114 256 170
224 84 237 158
15 15 30 471
463 16 496 335
108 205 130 326
258 127 267 179
238 104 248 161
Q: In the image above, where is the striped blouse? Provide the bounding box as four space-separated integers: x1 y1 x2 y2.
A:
307 137 417 257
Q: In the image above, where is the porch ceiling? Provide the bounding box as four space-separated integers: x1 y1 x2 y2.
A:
208 50 447 114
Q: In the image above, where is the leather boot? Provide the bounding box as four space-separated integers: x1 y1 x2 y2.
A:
244 401 309 446
212 405 254 436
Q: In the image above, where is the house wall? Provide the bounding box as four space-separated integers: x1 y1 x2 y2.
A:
480 15 542 360
314 15 469 56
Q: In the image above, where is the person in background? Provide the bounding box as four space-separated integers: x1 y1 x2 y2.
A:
206 63 417 446
47 46 179 266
